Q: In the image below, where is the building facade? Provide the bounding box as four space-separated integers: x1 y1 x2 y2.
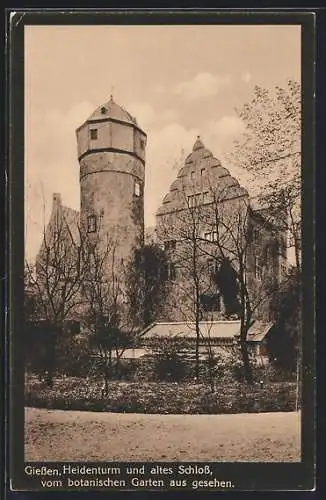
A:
156 137 286 322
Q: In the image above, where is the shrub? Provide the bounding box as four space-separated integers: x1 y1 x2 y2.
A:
24 373 297 415
149 336 189 382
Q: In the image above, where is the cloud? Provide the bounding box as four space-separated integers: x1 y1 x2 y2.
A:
25 101 94 261
127 101 178 130
204 115 245 139
173 72 232 101
145 122 199 225
126 102 155 129
241 71 252 84
153 83 165 94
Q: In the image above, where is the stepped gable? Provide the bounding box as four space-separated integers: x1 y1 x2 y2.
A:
157 137 248 216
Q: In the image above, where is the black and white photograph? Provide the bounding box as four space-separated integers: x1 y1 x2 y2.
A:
7 11 315 492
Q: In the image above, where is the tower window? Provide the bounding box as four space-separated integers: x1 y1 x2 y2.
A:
87 215 97 233
140 139 145 150
90 129 98 140
134 181 141 197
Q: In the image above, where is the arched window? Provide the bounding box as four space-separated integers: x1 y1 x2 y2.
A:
134 181 141 197
87 215 97 233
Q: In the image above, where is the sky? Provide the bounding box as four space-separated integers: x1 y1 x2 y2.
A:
25 24 301 262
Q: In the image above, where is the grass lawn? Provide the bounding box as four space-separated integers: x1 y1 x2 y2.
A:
25 407 301 462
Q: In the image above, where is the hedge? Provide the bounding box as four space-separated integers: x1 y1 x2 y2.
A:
25 373 298 415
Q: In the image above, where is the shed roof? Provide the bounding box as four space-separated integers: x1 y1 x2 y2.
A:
140 320 273 342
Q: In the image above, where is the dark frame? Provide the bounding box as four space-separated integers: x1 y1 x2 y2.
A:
7 9 315 492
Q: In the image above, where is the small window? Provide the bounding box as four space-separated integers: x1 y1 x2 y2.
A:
164 240 176 251
201 168 206 177
90 129 98 140
254 255 263 280
202 191 209 204
207 259 215 274
201 293 221 312
101 107 107 114
204 231 217 242
140 139 145 150
195 193 201 205
190 171 195 181
168 263 176 280
87 215 97 233
253 228 261 244
134 181 141 196
188 194 195 208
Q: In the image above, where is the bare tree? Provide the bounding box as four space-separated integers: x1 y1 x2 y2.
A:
196 181 286 384
81 225 142 396
157 184 221 382
126 243 169 329
25 204 84 386
230 80 301 271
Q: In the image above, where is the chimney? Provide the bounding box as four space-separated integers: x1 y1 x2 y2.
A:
52 193 62 208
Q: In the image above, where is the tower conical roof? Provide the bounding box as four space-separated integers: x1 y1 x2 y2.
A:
87 95 138 126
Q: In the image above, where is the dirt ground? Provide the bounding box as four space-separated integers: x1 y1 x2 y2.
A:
25 407 301 462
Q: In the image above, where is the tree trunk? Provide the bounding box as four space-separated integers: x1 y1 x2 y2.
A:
195 322 200 381
102 350 109 398
45 325 58 388
240 335 253 385
207 345 215 393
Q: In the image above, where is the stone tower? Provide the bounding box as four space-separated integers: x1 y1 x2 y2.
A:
76 96 147 267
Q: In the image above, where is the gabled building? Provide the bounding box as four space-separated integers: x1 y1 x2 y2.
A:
155 137 286 323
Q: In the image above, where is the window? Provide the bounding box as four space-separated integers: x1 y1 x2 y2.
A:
207 259 215 274
253 228 261 244
188 194 195 208
190 171 195 181
101 107 107 114
201 168 206 177
134 181 141 196
254 255 263 280
140 139 145 150
87 215 97 233
168 263 176 280
202 191 209 204
204 230 217 242
164 240 176 251
200 293 221 312
281 264 287 276
90 129 98 140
